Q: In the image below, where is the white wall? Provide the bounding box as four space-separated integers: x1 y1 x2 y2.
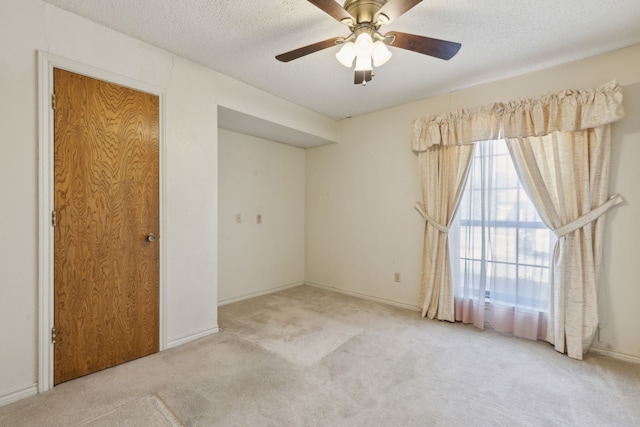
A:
218 129 306 303
0 0 44 404
163 58 219 347
603 81 640 358
215 74 337 144
305 114 424 309
0 0 335 405
306 44 640 360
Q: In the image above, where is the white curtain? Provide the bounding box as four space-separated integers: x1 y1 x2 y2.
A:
506 129 623 359
412 81 625 359
451 139 554 340
415 144 474 320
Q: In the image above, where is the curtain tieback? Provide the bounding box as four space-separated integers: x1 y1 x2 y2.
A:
552 194 624 237
415 202 449 233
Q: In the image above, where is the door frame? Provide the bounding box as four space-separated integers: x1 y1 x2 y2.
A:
37 51 167 392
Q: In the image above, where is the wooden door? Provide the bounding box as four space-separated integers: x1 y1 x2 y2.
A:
53 68 159 385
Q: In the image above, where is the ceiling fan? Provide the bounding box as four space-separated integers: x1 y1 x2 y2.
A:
276 0 461 85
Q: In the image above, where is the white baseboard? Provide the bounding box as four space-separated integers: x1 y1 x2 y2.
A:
0 383 38 408
218 281 305 306
167 327 219 349
589 345 640 364
305 281 420 312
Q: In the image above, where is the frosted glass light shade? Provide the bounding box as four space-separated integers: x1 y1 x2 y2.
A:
372 41 392 67
355 54 372 71
335 42 356 67
354 32 373 56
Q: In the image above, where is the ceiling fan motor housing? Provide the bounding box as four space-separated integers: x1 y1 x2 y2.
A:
343 0 387 24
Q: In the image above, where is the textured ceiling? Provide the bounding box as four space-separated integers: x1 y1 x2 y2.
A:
44 0 640 120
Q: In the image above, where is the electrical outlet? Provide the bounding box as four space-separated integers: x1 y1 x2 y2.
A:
235 214 241 224
256 214 262 224
394 272 401 283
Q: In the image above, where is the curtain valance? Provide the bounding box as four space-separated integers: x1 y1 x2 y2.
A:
411 81 624 152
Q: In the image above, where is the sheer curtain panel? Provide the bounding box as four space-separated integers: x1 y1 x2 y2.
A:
412 82 625 359
451 140 554 341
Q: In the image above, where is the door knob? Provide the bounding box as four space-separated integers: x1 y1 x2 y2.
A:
146 233 157 242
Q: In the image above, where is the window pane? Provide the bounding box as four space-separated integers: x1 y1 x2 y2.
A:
518 188 543 222
495 189 518 221
489 262 517 304
469 189 483 219
489 227 516 263
517 266 550 310
460 259 482 292
518 228 552 266
494 154 518 185
456 139 552 312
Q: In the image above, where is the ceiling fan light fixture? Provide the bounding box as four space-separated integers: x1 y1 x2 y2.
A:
335 41 356 67
277 0 462 85
372 40 392 66
354 54 372 71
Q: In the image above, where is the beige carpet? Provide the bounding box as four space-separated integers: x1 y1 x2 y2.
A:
234 305 362 366
75 394 182 427
1 285 639 426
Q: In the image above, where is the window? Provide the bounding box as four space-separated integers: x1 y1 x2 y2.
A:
452 140 555 311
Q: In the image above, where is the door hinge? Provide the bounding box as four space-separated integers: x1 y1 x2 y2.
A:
51 93 56 110
51 327 57 344
52 210 57 227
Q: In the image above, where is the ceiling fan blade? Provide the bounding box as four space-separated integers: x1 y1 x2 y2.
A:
376 0 423 22
386 31 461 60
307 0 355 23
276 37 342 62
